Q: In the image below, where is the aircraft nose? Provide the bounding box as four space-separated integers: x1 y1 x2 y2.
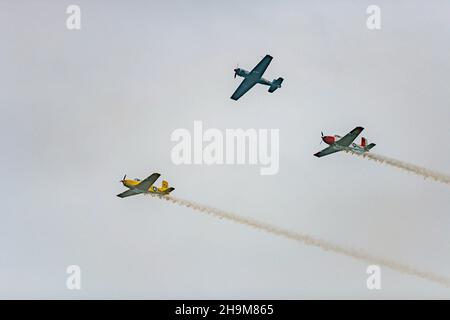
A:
322 136 331 144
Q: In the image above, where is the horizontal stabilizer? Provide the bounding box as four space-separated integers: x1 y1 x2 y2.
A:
365 143 376 151
163 187 175 194
268 77 284 93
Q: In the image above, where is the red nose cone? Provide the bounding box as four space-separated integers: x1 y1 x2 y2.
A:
323 136 335 145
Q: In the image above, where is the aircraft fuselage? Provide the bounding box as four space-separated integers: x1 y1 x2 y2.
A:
121 179 173 195
322 135 368 154
234 68 272 86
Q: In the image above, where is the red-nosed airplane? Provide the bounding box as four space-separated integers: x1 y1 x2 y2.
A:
314 126 376 158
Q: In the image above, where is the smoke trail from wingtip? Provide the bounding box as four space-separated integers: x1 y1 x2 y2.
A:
347 151 450 185
151 194 450 288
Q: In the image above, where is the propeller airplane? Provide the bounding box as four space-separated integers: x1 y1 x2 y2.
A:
117 173 175 198
314 126 376 158
231 54 284 101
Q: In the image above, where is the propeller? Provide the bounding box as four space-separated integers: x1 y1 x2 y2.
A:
120 174 126 183
320 131 324 144
234 63 239 78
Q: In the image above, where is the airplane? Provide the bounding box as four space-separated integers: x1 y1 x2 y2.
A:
314 126 376 158
231 54 284 101
117 173 175 198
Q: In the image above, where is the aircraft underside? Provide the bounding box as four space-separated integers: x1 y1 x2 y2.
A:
258 78 272 86
334 144 366 154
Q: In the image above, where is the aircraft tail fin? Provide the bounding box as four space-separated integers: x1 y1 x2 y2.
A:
365 143 376 151
361 137 367 147
268 77 284 93
159 180 175 194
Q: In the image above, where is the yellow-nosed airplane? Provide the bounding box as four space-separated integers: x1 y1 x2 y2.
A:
117 173 175 198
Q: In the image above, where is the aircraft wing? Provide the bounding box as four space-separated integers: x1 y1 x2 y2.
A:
117 189 142 198
230 77 258 100
135 173 161 191
336 126 364 147
249 55 273 77
314 146 341 158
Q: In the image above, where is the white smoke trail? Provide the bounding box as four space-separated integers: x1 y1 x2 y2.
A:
346 151 450 185
150 194 450 288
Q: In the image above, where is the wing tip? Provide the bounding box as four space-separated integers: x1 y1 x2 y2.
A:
150 172 162 179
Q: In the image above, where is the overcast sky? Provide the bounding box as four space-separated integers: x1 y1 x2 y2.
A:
0 0 449 299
